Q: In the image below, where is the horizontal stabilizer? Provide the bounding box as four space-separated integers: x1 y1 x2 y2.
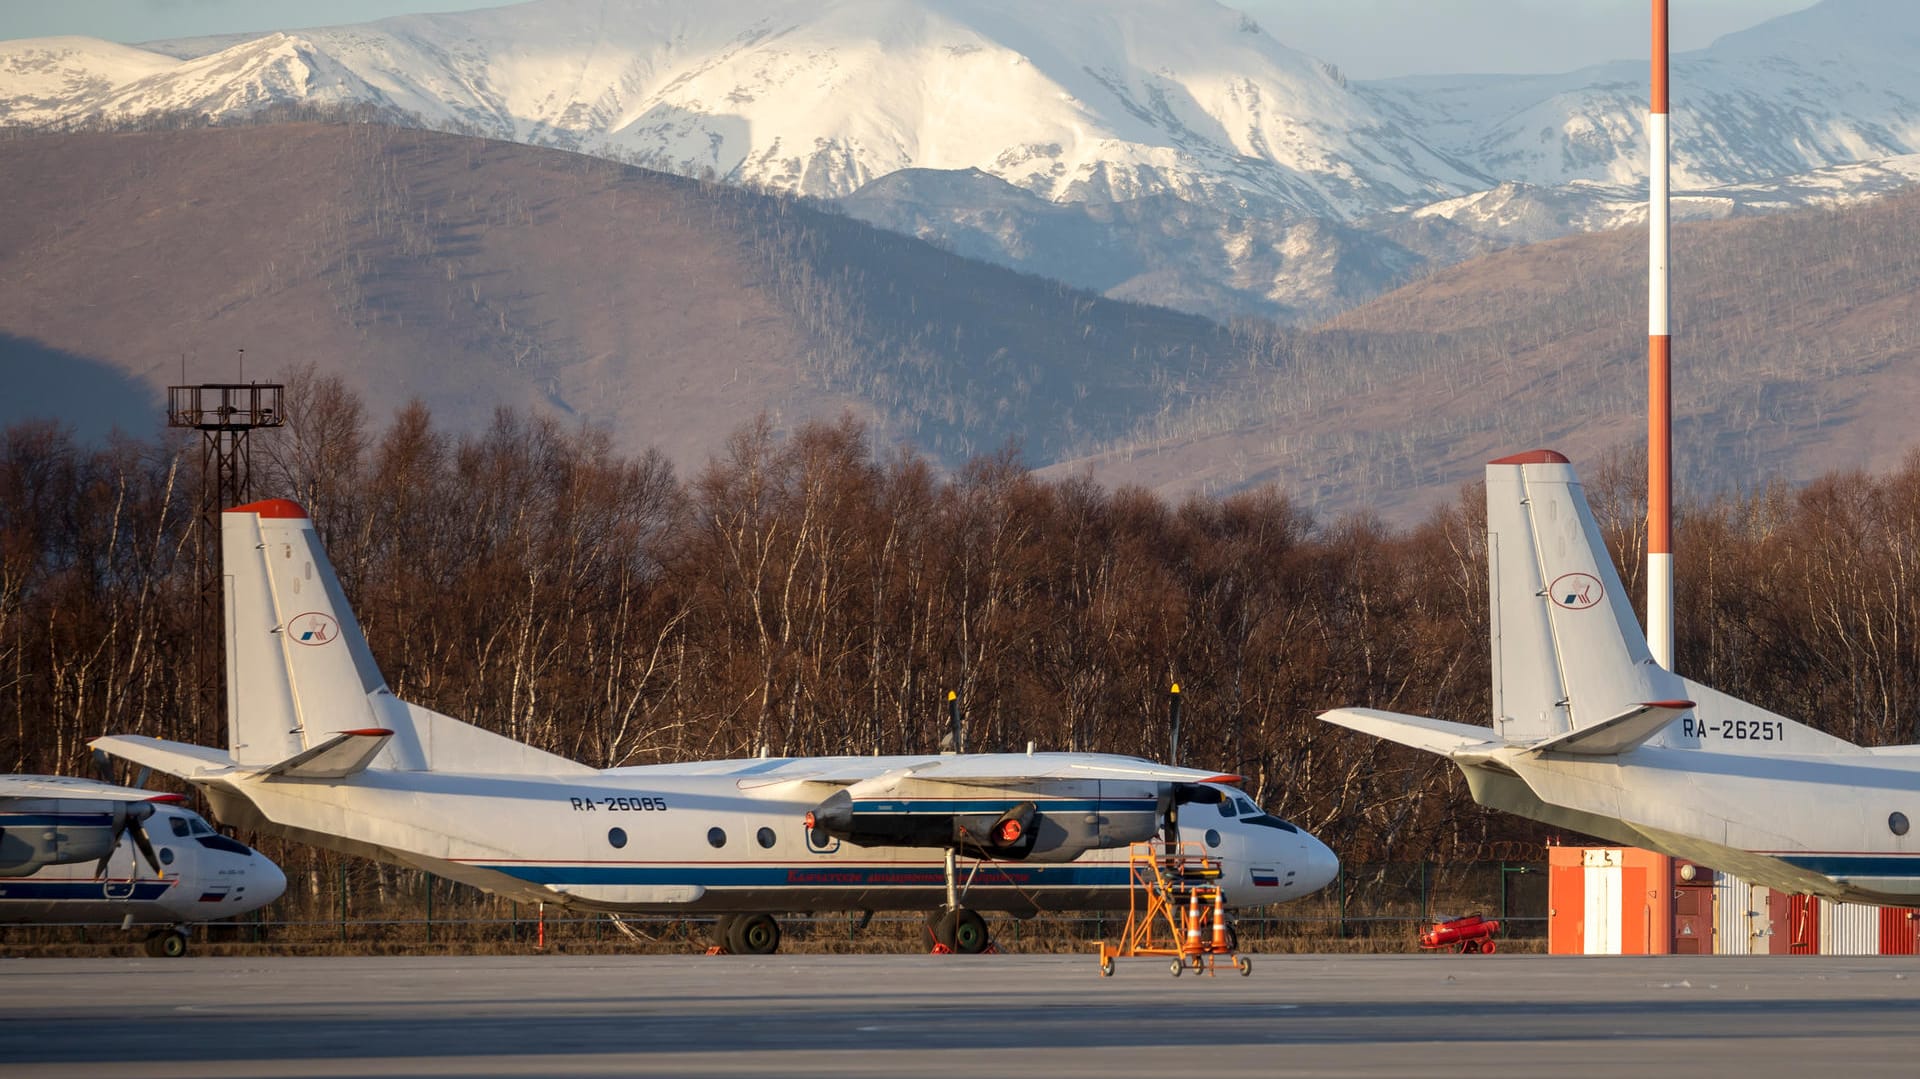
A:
255 729 394 779
90 735 234 780
1319 708 1503 758
1526 701 1694 757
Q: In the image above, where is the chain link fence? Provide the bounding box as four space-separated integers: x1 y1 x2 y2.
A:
2 860 1547 956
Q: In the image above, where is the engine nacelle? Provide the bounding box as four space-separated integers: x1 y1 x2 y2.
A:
803 788 1159 863
0 800 151 877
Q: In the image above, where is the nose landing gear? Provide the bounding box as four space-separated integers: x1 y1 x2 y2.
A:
142 928 190 958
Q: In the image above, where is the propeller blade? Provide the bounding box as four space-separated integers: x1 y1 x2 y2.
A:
128 817 163 878
90 749 116 784
95 803 133 880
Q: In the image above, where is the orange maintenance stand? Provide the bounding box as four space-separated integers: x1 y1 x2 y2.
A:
1094 842 1251 976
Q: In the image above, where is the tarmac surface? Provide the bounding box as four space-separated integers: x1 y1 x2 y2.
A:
5 952 1920 1077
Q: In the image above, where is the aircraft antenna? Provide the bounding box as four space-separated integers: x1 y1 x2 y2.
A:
947 690 964 754
1647 0 1675 669
1167 683 1182 766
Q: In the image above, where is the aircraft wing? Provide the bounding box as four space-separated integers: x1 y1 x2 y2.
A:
1319 708 1504 759
889 753 1240 785
0 774 184 802
728 752 1241 789
614 752 1243 790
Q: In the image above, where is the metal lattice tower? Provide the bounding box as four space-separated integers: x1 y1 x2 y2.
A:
167 382 285 747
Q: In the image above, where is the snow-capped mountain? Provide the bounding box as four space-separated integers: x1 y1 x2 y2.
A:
0 0 1482 222
1362 0 1920 193
3 0 1918 322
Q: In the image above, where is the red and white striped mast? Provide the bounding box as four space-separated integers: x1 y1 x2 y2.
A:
1647 0 1674 669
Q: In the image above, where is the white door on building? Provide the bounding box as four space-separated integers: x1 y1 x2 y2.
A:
1583 849 1623 954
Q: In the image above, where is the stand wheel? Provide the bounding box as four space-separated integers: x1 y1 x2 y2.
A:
1170 959 1183 977
1099 956 1115 977
1482 940 1497 954
1235 955 1252 977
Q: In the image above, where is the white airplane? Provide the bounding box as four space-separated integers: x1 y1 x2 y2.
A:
92 498 1339 954
1 774 286 955
1323 450 1920 906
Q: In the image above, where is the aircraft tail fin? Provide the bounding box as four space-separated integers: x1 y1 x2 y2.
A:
1485 452 1688 743
222 501 589 776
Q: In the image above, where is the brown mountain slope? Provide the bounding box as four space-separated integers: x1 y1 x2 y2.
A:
0 122 1228 468
1052 188 1920 519
0 123 819 465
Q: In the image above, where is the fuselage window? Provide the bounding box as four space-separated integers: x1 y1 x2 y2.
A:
608 827 628 849
756 827 776 849
1204 828 1222 849
1893 812 1911 837
707 827 727 849
158 847 175 865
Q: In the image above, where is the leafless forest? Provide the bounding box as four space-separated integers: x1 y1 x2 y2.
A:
6 371 1920 890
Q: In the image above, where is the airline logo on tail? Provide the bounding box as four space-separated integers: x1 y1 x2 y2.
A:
1550 573 1603 610
288 612 339 646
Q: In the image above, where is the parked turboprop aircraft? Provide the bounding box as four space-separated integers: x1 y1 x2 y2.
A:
0 774 286 955
93 499 1338 954
1323 450 1920 906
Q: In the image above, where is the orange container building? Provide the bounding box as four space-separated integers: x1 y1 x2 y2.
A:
1547 846 1712 954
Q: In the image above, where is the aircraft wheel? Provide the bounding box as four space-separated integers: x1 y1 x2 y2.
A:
711 915 737 951
728 913 781 956
950 909 989 954
146 930 189 958
926 910 957 950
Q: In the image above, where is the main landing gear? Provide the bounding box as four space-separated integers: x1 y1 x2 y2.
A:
710 913 782 955
926 847 994 954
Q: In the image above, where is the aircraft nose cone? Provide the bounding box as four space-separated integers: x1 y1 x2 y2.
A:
1300 835 1340 895
250 854 287 910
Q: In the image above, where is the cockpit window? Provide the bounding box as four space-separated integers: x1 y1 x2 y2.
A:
1217 800 1239 817
1242 813 1300 834
169 817 191 837
188 818 214 836
1236 797 1259 816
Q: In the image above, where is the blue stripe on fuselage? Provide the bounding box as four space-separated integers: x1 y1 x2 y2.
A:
1777 853 1920 879
477 863 1137 889
0 880 174 902
0 813 115 827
